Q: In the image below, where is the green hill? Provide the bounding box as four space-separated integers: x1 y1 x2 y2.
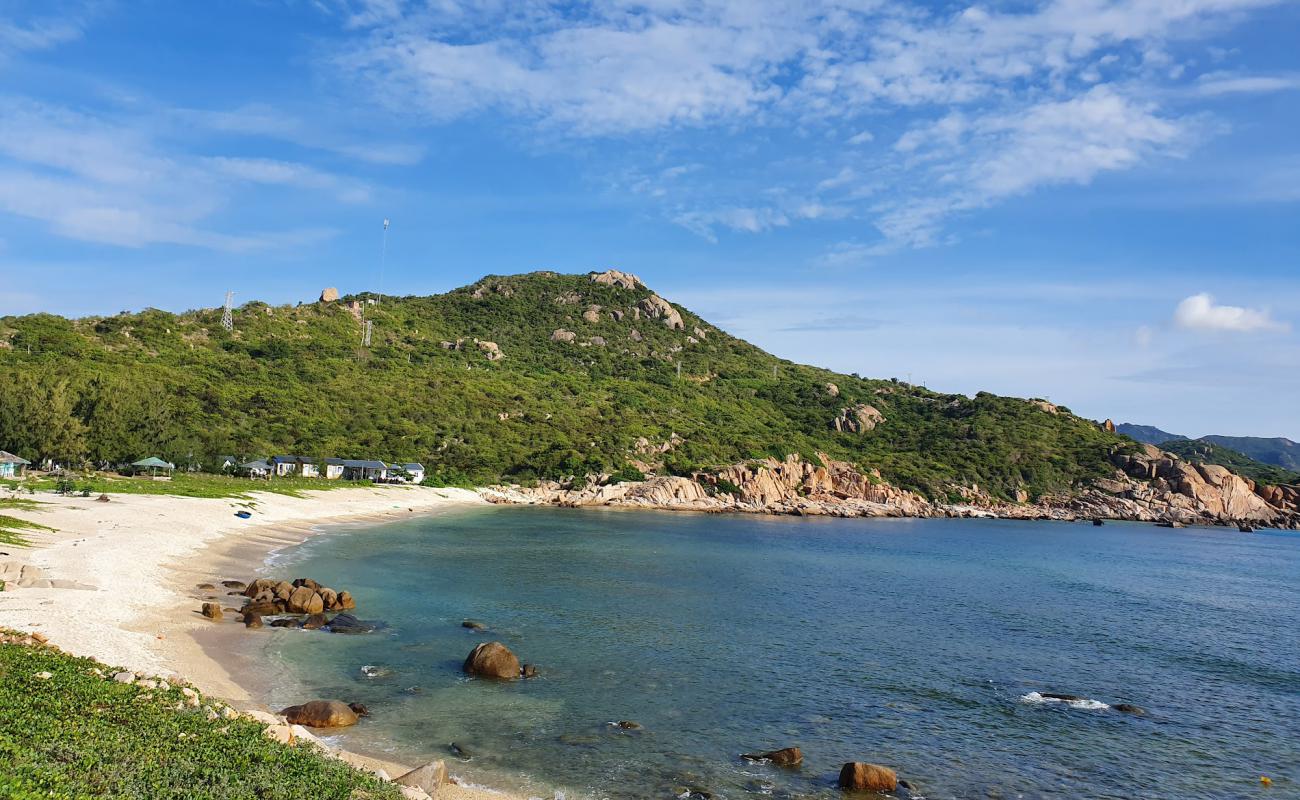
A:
1158 439 1300 487
1199 435 1300 472
0 271 1131 500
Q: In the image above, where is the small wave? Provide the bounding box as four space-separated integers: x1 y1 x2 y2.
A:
1021 691 1109 710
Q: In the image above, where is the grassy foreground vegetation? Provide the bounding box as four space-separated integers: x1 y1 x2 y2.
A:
0 271 1135 501
0 633 400 800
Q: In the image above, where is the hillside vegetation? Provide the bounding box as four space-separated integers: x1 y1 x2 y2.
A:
0 271 1130 500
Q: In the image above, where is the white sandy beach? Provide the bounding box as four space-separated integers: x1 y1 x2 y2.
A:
0 483 526 800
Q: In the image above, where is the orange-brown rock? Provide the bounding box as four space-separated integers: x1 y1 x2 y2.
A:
463 641 521 680
838 762 897 792
281 699 359 728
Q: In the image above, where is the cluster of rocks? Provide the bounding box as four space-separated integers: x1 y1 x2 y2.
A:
198 577 378 632
484 452 934 519
438 337 505 362
484 441 1300 529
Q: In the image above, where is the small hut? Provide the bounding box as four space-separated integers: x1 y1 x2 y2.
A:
240 459 272 479
0 451 30 478
130 456 175 478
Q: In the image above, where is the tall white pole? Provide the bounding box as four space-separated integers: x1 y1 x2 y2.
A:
378 218 390 306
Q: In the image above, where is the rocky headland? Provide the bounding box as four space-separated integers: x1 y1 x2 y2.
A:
483 443 1300 530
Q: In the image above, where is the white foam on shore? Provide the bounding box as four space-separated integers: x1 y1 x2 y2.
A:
1021 691 1110 710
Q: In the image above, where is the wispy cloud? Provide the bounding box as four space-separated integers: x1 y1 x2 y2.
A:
326 0 1290 250
1194 71 1300 96
1173 292 1288 333
0 97 349 250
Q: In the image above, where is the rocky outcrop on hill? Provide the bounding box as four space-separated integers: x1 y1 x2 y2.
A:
482 447 1300 529
638 294 685 330
832 404 885 433
589 269 644 290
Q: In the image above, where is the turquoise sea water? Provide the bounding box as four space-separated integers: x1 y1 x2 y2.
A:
256 508 1299 800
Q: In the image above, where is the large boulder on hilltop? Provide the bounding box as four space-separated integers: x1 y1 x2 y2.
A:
832 404 885 434
639 295 685 330
589 269 644 290
319 287 339 303
838 762 897 792
281 700 359 728
463 641 521 679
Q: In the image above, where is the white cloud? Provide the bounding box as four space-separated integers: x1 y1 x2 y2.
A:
1173 292 1288 333
1194 71 1300 96
0 98 354 250
326 0 1285 248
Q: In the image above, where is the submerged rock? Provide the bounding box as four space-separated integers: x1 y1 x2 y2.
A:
324 613 378 634
463 641 521 680
302 613 327 630
742 747 802 766
461 619 487 631
1113 703 1146 715
269 617 301 628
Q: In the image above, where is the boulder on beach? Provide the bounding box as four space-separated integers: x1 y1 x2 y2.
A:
269 617 301 628
281 700 359 728
243 612 263 629
200 602 223 620
838 762 897 792
743 747 803 767
302 613 327 630
463 641 521 680
397 760 449 795
221 580 246 590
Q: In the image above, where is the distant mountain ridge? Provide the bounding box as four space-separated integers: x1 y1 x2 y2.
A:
1119 423 1300 479
1115 424 1187 446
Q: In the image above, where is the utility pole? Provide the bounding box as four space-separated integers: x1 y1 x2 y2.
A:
378 218 390 306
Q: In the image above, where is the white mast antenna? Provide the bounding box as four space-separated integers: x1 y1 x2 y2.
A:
221 291 235 331
378 218 390 306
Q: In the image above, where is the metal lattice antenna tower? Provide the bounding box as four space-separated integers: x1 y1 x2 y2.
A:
221 291 235 331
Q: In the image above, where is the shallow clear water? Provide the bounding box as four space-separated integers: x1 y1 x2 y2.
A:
258 508 1300 800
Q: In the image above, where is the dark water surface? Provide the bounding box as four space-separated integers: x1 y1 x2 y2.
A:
258 508 1299 800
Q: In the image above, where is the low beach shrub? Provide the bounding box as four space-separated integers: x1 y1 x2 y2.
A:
0 636 401 799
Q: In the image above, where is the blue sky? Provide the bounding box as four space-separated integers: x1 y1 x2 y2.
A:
2 0 1298 438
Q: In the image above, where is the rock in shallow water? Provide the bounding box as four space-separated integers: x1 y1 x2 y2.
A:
323 612 378 634
838 762 897 792
281 699 359 728
463 641 521 679
742 747 802 766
